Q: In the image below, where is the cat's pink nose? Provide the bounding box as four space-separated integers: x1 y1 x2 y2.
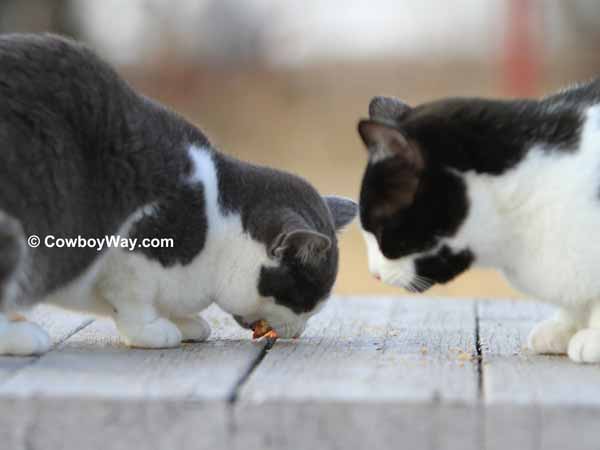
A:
373 274 381 281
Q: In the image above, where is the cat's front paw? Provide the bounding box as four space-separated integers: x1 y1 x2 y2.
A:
527 319 576 355
0 321 52 356
174 316 211 342
118 317 182 349
568 328 600 363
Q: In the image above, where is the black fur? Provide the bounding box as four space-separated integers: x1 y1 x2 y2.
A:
403 97 582 175
359 81 593 288
258 255 336 314
414 246 474 289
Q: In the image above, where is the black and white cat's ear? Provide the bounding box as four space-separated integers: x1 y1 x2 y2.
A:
358 120 424 170
324 196 358 232
368 96 411 122
270 230 332 265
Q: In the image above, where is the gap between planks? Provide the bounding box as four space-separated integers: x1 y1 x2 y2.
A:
227 339 274 404
474 301 484 401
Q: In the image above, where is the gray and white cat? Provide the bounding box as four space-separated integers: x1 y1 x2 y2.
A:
358 85 600 363
0 33 357 355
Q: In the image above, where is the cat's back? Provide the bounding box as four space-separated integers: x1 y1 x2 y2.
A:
0 33 125 104
0 34 135 167
542 78 600 111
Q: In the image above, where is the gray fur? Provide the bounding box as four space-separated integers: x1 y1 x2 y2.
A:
0 212 25 309
324 196 359 230
271 229 331 265
368 96 412 123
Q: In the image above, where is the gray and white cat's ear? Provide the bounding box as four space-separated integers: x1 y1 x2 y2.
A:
324 196 358 231
358 120 424 170
368 96 411 122
270 229 331 265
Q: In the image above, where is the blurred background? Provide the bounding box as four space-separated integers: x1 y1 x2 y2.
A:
3 0 600 298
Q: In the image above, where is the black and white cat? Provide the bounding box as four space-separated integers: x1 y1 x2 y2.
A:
0 33 357 355
358 85 600 363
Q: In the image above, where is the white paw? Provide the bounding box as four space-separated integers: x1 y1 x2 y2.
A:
174 316 211 342
0 321 52 356
568 328 600 363
118 317 182 349
527 319 576 355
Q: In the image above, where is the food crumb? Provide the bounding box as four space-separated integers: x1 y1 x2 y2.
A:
8 313 26 322
263 330 278 340
251 320 278 340
456 350 473 361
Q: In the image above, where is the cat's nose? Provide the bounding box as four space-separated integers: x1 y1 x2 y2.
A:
373 273 381 281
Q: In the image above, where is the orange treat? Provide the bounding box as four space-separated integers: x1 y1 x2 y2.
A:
251 320 278 340
8 313 26 322
263 329 279 340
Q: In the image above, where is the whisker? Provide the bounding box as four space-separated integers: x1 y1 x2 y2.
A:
413 275 434 291
415 274 434 285
414 278 429 290
407 280 418 293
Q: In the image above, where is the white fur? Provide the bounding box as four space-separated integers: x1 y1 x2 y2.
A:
363 105 600 363
0 316 51 355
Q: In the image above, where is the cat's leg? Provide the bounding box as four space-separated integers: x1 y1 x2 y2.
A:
0 212 51 355
527 308 580 355
172 315 211 342
116 315 182 349
110 295 182 349
96 257 182 349
0 315 52 355
568 303 600 363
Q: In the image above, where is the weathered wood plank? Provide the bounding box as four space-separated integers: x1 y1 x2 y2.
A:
5 297 600 450
234 296 480 450
0 305 93 385
0 304 266 450
479 300 600 450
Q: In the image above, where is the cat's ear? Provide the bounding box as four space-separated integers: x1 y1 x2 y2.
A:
270 229 332 265
358 120 424 170
369 96 411 122
324 196 358 232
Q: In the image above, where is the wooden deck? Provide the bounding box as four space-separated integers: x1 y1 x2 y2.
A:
1 297 599 450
